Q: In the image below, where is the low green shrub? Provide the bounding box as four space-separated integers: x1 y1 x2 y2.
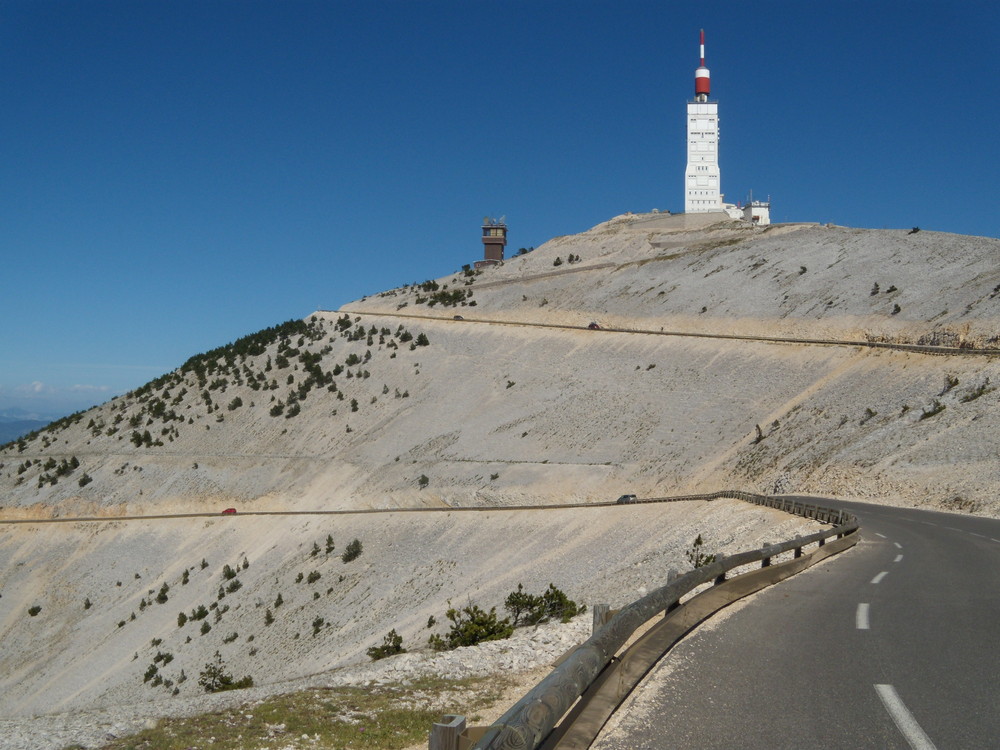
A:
504 583 582 626
198 651 253 693
428 604 513 651
367 629 406 661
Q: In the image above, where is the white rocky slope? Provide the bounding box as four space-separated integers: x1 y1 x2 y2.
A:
3 212 997 517
0 211 998 745
0 499 816 746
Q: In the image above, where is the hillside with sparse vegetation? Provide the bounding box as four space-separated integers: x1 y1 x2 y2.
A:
1 211 999 746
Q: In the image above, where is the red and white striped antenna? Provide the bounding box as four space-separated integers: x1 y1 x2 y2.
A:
695 29 710 100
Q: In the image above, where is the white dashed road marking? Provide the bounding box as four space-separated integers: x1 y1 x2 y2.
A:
894 554 903 563
871 571 889 584
856 603 870 630
875 684 938 750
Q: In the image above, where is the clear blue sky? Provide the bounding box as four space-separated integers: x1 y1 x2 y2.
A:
2 1 998 419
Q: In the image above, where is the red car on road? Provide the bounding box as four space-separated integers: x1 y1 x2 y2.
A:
221 508 237 515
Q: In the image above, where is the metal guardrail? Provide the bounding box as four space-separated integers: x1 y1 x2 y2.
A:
463 492 858 750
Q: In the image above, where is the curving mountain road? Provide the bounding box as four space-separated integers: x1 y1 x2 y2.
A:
592 496 1000 750
337 308 1000 358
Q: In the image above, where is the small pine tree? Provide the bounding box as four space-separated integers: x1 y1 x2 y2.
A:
686 534 716 569
341 539 363 563
198 651 253 693
367 629 406 661
428 604 513 651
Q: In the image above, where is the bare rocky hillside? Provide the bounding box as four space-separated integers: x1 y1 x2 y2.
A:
1 211 998 741
3 211 997 516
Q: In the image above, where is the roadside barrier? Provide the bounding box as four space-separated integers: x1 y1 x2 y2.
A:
429 492 859 750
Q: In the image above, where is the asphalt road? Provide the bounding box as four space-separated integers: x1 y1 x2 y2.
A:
339 308 1000 358
593 497 1000 750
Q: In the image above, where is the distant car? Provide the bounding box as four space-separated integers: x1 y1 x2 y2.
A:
453 315 464 320
221 508 237 515
588 322 601 330
616 494 638 504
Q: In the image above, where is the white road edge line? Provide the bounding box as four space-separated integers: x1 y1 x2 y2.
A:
894 542 903 549
991 538 1000 544
871 571 889 584
875 532 887 538
894 554 903 563
856 603 870 630
875 684 938 750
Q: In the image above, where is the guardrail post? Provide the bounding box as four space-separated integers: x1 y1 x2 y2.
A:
429 714 466 750
761 543 773 567
793 537 803 558
593 603 611 633
665 569 680 614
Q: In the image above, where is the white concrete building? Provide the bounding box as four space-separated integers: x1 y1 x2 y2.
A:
685 31 722 214
683 31 771 225
742 200 771 225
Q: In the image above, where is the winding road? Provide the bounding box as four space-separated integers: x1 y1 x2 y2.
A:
338 308 1000 358
593 496 1000 750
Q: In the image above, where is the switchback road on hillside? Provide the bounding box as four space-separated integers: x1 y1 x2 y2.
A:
335 308 1000 358
592 497 1000 750
0 494 715 524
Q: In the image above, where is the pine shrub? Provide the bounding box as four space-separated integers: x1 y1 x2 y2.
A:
367 629 406 661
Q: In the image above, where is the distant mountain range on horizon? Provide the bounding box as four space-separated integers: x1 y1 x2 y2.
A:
0 414 52 443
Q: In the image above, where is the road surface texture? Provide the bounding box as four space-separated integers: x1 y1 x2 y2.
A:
592 497 1000 750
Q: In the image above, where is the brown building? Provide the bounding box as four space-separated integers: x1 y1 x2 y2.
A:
477 217 507 268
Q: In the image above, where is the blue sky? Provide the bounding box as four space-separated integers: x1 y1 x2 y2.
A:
2 1 998 419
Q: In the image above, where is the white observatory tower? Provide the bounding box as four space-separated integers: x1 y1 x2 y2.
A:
684 30 722 213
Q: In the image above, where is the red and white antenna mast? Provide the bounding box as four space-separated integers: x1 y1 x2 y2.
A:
694 29 710 101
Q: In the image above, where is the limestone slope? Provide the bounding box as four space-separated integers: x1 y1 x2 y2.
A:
1 211 999 728
2 211 997 516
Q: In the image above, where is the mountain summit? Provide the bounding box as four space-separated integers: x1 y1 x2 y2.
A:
1 212 998 729
3 212 998 517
